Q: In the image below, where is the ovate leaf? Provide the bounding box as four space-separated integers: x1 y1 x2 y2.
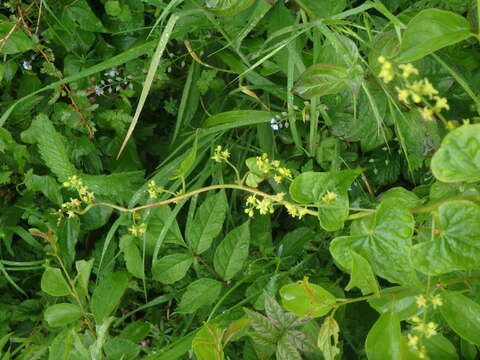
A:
440 292 480 346
345 250 380 296
365 310 401 360
192 323 224 360
152 253 194 284
0 23 34 55
214 221 250 281
317 316 341 360
91 272 129 323
431 124 480 183
44 303 82 327
41 267 71 297
279 278 336 318
330 200 415 285
177 278 223 314
187 191 228 254
412 200 480 275
120 235 144 279
395 9 472 63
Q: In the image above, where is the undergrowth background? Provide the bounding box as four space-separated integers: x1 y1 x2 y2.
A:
1 0 480 359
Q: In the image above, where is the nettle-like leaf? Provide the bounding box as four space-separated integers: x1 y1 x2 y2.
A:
214 221 250 281
289 169 362 231
279 278 336 318
317 316 341 360
440 292 480 346
152 252 194 284
365 310 401 360
177 278 223 314
187 191 228 254
395 9 472 63
412 200 480 275
330 200 416 285
431 124 480 183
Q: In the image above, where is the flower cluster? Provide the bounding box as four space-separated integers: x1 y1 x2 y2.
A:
415 294 443 309
244 195 276 217
56 176 95 222
378 57 449 122
321 191 338 203
93 67 134 96
211 145 231 163
284 202 308 219
129 223 146 236
255 153 292 184
147 180 164 199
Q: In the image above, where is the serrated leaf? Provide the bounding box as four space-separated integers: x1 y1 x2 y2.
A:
187 191 228 254
41 267 71 297
365 310 401 360
276 336 302 360
91 272 129 323
192 323 224 360
152 253 194 284
44 303 82 327
395 9 472 63
345 250 380 296
244 308 279 344
330 200 415 285
318 316 341 360
412 200 480 275
120 235 144 279
263 293 285 329
279 278 336 318
289 170 362 231
177 278 222 314
27 114 77 182
440 292 480 346
431 124 480 183
214 221 250 281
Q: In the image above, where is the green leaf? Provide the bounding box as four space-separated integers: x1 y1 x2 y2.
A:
431 124 480 183
105 1 122 16
104 338 139 360
317 316 341 360
279 278 336 318
368 287 421 321
120 235 144 279
192 323 224 360
25 114 78 182
0 23 34 55
214 221 250 281
91 272 129 323
345 250 380 296
293 64 363 99
440 292 480 346
177 278 223 314
152 253 194 284
41 267 71 297
44 303 82 327
276 336 302 360
243 307 279 344
202 110 274 128
330 200 415 285
144 204 184 253
75 259 94 298
187 191 228 254
205 0 255 17
171 132 198 179
63 0 106 32
289 169 362 231
365 310 401 360
379 187 422 209
223 319 251 344
24 170 63 205
395 9 472 63
412 200 480 275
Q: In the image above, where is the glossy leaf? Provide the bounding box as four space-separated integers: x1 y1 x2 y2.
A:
317 316 341 360
440 292 480 345
293 64 362 99
368 287 421 321
379 187 421 209
192 323 224 360
214 221 250 281
152 253 194 284
120 235 144 279
205 0 255 16
41 267 71 297
279 278 336 318
91 272 129 323
431 124 480 183
177 278 223 314
289 169 362 231
345 250 380 296
395 9 472 63
44 303 82 327
330 200 415 285
365 310 401 360
412 200 480 275
187 191 228 254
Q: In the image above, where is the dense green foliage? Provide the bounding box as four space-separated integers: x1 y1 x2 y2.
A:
1 0 480 359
